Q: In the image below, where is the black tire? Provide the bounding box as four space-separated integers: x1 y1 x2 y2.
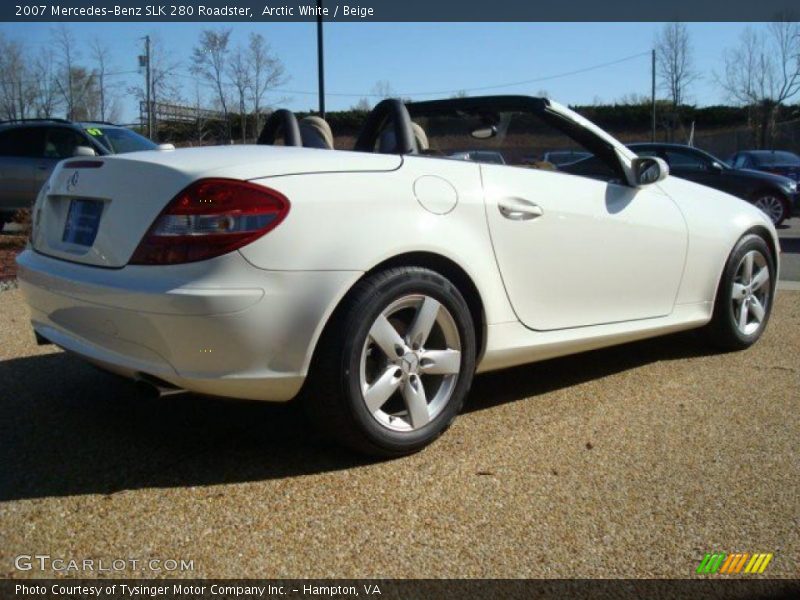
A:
302 267 476 457
751 191 789 227
703 234 775 351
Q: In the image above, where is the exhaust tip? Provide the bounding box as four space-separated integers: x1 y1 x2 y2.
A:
135 374 187 398
135 379 161 399
34 331 53 346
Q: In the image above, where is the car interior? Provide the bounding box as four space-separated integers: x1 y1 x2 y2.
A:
256 96 625 184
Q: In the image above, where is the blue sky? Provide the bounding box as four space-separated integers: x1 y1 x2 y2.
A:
0 22 756 121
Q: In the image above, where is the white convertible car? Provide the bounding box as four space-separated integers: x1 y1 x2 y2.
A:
17 96 778 456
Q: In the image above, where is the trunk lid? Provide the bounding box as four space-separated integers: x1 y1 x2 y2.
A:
31 146 401 268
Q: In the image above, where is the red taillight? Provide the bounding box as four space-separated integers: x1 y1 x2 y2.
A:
129 178 289 265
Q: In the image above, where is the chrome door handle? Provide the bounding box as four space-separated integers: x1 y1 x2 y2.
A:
498 197 543 221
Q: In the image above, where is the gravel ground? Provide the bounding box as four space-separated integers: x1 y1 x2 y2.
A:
0 289 797 579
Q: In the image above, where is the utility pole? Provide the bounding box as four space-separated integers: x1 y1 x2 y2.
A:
316 0 325 118
144 35 152 139
651 48 656 142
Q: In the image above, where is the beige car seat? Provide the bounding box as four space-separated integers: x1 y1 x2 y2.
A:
378 121 429 153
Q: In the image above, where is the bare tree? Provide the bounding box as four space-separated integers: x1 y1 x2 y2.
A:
53 25 79 119
106 97 122 124
192 81 211 145
371 80 395 99
67 67 100 121
192 28 232 138
228 46 251 142
0 34 31 120
89 38 113 121
720 21 800 147
352 97 371 111
32 48 61 118
616 92 650 105
656 23 699 109
247 33 286 136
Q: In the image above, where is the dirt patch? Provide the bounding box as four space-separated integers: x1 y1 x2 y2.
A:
0 233 27 281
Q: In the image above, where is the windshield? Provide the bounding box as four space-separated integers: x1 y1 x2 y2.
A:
406 107 623 181
82 126 158 154
753 151 800 166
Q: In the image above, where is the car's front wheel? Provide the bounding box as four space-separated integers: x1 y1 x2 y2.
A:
752 192 789 226
704 234 775 351
303 267 476 456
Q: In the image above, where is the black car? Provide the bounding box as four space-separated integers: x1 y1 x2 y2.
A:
629 143 799 226
729 150 800 182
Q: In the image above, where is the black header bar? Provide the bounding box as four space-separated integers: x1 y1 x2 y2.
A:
2 0 799 22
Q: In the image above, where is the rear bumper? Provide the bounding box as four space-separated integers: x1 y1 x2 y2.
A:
16 249 361 401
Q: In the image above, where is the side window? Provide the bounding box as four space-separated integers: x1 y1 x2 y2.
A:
732 154 747 169
664 149 708 171
0 127 45 157
43 127 87 159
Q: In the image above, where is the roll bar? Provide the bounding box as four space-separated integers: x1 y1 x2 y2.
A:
257 109 302 147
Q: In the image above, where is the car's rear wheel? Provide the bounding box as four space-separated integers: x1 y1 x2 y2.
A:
704 234 775 351
303 267 476 457
752 193 788 226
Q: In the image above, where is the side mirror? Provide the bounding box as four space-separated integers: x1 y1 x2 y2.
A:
73 145 96 157
711 161 724 171
157 143 175 151
631 156 669 186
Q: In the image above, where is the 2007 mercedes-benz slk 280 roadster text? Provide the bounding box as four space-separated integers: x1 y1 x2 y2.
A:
17 96 779 456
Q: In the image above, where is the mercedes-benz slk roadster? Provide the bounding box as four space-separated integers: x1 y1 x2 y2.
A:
17 96 779 456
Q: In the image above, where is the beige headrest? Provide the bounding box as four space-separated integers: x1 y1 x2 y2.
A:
411 122 429 152
300 116 334 149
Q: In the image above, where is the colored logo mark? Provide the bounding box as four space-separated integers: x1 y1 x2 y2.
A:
696 552 773 575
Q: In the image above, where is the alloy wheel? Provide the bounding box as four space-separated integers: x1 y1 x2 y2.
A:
753 195 785 225
359 294 462 432
730 249 770 336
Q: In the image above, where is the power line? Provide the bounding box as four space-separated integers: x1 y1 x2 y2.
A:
164 50 651 99
270 50 652 98
2 50 652 111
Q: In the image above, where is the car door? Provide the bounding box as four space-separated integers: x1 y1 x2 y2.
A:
481 161 687 331
0 127 45 211
662 147 739 195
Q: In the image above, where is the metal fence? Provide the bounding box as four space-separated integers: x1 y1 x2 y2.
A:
692 119 800 160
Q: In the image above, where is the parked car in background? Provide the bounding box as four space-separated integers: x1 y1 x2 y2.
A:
0 119 159 230
729 150 800 182
628 143 798 226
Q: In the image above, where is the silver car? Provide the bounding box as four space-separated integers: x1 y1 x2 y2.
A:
0 119 157 230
